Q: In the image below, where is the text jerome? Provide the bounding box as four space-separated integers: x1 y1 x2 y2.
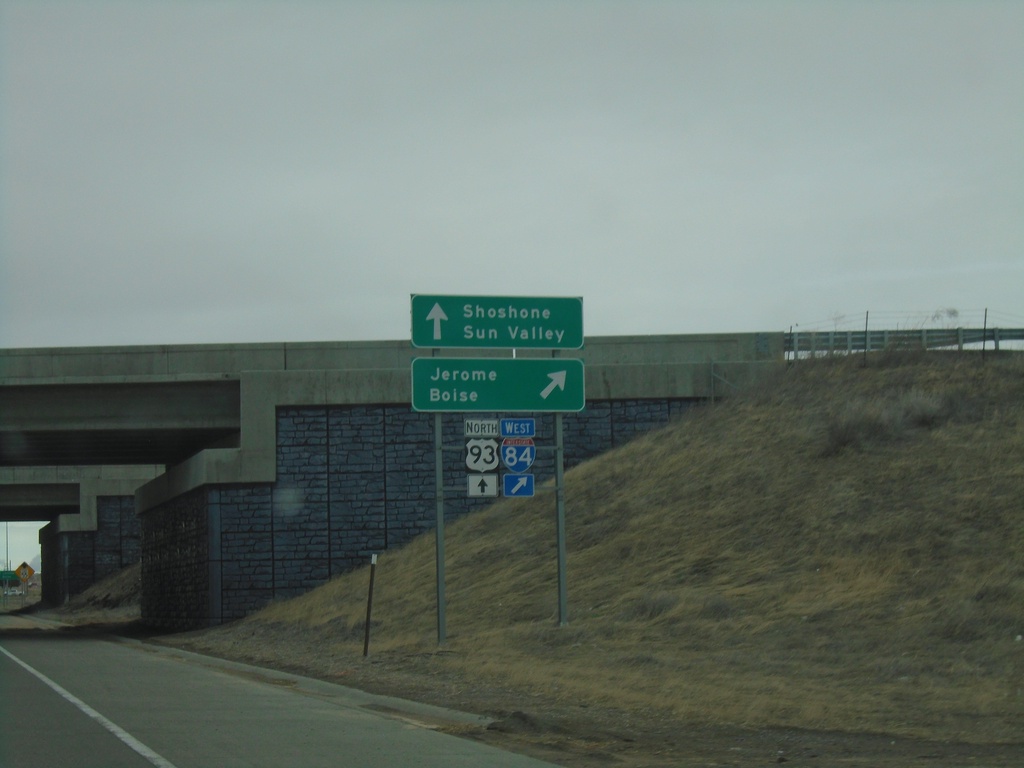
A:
429 365 498 404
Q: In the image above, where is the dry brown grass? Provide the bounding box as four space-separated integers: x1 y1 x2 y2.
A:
172 352 1024 750
45 561 142 625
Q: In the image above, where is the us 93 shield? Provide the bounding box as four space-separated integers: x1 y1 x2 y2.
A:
465 438 499 472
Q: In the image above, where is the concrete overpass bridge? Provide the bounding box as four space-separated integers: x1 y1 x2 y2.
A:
3 328 1011 628
1 334 780 625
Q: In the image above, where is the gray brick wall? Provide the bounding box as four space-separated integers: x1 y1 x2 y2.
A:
329 407 386 574
142 398 698 628
274 408 330 597
62 533 95 600
141 487 208 629
214 486 273 622
95 495 140 581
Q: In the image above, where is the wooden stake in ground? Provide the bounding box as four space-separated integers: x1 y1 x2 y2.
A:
363 554 377 657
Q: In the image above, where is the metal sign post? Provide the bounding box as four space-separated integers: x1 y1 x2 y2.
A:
555 413 568 626
363 554 378 657
435 415 447 644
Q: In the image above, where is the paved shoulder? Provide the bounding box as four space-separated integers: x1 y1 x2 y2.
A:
0 630 562 768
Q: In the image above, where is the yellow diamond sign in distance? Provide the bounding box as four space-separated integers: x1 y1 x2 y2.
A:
17 562 34 582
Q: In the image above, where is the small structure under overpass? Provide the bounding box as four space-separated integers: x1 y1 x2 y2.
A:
0 465 161 604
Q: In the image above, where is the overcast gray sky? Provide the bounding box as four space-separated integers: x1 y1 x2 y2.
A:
0 0 1021 571
1 0 1022 351
3 521 37 573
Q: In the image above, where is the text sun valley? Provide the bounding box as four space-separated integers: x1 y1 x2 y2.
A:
462 303 565 344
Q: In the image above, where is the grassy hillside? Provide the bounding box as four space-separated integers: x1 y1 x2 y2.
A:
172 351 1024 748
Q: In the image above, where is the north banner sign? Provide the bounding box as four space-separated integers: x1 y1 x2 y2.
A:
411 295 584 349
464 419 499 438
412 357 585 412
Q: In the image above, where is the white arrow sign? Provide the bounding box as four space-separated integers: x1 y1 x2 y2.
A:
540 370 567 400
467 474 498 497
426 302 448 341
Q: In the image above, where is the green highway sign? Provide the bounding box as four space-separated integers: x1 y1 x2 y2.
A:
412 357 585 412
411 294 584 349
0 571 17 582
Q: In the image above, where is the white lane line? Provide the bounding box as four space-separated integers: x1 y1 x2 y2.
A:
0 644 180 768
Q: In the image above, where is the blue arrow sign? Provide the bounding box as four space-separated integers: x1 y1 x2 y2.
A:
503 474 535 497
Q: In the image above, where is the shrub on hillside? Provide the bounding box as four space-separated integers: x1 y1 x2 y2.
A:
822 389 953 456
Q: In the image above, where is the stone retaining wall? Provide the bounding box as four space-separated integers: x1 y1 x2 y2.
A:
141 399 696 629
140 487 209 627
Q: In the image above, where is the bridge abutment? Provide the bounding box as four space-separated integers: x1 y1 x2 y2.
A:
139 399 701 629
2 333 785 627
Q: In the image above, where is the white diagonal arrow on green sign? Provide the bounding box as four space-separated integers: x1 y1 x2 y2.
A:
540 370 566 399
412 357 585 412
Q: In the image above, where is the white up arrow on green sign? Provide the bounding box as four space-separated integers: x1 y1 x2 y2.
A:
412 357 585 412
411 295 583 349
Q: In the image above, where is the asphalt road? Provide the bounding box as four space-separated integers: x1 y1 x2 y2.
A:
0 616 561 768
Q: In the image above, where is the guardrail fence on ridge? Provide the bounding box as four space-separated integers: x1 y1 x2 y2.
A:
784 327 1024 358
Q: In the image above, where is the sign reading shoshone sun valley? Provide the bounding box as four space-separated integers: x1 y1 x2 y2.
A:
410 294 584 349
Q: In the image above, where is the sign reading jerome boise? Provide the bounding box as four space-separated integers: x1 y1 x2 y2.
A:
411 357 585 412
